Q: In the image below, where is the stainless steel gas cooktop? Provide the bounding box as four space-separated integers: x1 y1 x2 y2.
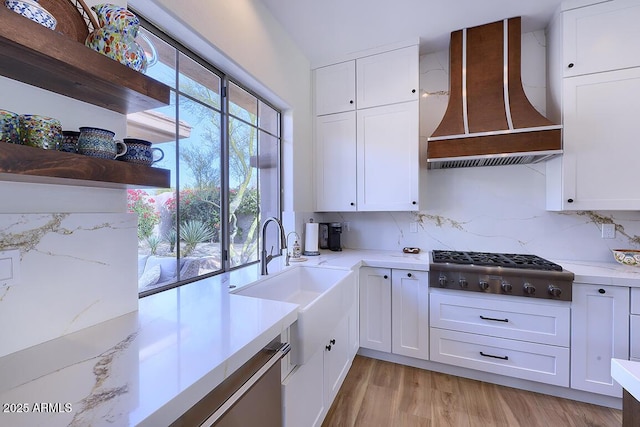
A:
429 250 575 301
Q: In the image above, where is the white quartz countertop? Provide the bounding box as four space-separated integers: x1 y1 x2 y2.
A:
612 359 640 401
553 259 640 287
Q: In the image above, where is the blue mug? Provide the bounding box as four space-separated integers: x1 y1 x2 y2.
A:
121 138 164 166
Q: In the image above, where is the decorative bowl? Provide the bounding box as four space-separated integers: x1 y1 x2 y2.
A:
612 249 640 267
5 0 57 30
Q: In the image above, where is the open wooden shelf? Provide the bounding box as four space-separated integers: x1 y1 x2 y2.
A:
0 143 170 189
0 6 170 114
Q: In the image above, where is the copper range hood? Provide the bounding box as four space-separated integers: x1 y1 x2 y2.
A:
427 17 562 169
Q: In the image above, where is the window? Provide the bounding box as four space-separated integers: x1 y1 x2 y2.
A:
130 21 281 296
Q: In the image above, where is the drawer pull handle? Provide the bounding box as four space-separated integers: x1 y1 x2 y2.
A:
480 351 509 361
480 315 509 323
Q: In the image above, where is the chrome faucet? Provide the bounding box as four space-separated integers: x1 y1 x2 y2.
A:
261 217 287 275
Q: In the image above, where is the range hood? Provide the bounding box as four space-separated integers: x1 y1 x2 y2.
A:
427 17 562 169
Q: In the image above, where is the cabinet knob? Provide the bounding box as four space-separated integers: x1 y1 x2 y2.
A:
567 198 574 203
349 100 354 104
568 63 574 68
350 202 355 206
407 273 412 278
330 339 336 345
412 201 417 205
411 89 416 93
383 275 388 279
598 288 606 294
326 344 332 351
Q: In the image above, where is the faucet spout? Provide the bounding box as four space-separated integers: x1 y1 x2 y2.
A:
260 217 287 275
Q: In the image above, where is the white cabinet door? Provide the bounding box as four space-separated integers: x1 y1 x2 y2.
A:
356 45 419 109
562 0 640 78
359 267 392 352
323 314 351 408
314 112 357 212
391 269 429 360
282 347 325 427
314 61 356 115
356 101 419 211
571 283 630 397
548 67 640 210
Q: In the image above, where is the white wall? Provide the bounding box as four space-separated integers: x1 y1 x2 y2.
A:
319 31 640 264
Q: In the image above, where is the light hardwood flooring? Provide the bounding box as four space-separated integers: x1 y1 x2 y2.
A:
322 356 623 427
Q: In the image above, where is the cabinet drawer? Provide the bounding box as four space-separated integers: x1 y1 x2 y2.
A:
632 315 640 361
632 288 640 315
430 328 569 387
429 291 570 346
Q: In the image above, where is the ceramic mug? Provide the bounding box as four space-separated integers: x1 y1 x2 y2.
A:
0 110 20 144
58 130 80 153
19 114 62 149
77 127 127 159
121 138 164 166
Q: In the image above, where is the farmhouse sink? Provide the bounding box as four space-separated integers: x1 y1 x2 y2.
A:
234 265 355 365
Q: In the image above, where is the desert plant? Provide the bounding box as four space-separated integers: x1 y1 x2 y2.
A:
146 235 162 255
180 220 215 256
164 228 177 253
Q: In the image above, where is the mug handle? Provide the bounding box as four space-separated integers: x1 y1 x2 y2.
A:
151 147 164 164
114 140 128 159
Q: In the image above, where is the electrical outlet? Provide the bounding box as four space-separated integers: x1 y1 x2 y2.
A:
343 222 351 232
409 222 418 233
602 223 616 239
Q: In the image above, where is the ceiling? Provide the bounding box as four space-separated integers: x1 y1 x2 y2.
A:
257 0 565 66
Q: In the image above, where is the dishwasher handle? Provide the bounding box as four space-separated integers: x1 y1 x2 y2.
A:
200 342 290 427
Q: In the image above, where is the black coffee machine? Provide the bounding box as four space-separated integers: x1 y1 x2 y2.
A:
319 222 342 251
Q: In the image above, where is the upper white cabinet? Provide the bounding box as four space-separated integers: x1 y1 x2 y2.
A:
546 0 640 210
571 283 630 397
313 44 421 212
356 102 419 211
356 45 419 109
562 0 640 77
314 61 356 116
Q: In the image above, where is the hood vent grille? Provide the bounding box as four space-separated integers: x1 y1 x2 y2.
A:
427 17 562 169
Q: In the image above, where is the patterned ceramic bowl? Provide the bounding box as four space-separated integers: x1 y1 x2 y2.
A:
19 114 62 149
58 130 80 153
5 0 57 30
0 109 20 144
121 138 164 166
612 249 640 267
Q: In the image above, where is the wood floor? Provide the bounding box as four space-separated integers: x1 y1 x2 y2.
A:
322 356 623 427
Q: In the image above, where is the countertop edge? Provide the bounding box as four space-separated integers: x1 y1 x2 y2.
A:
611 358 640 401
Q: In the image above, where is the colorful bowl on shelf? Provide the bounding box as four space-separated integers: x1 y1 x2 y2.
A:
5 0 57 30
0 109 20 144
19 114 62 149
612 249 640 267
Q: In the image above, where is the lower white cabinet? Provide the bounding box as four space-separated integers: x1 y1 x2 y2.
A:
359 267 392 352
391 269 429 359
359 267 429 359
429 289 571 387
283 296 358 427
571 283 630 397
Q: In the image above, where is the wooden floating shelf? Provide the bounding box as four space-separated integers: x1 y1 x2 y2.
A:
0 143 170 189
0 7 170 114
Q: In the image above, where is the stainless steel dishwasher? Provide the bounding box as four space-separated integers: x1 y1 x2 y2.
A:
170 336 290 426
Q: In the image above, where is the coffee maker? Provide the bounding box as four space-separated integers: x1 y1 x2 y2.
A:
319 222 342 251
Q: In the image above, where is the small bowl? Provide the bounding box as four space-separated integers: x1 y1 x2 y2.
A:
5 0 57 30
612 249 640 267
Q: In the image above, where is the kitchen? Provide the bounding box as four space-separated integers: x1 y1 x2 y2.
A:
1 0 640 425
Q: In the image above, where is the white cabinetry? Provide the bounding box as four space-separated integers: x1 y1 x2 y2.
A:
571 283 630 397
314 61 356 116
356 45 419 109
315 112 357 211
282 278 358 427
359 267 429 359
429 290 571 387
546 0 640 210
313 45 420 212
630 288 639 362
359 267 392 352
391 269 429 359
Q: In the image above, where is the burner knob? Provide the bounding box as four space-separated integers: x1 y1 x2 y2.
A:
459 278 468 288
523 283 536 295
501 281 512 293
548 285 562 298
439 275 448 287
478 280 489 291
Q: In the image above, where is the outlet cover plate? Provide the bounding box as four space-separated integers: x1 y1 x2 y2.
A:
602 224 616 239
0 249 20 287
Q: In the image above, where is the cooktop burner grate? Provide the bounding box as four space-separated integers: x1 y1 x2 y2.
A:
432 250 563 271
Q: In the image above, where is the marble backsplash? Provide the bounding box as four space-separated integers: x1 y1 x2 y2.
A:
0 213 138 358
